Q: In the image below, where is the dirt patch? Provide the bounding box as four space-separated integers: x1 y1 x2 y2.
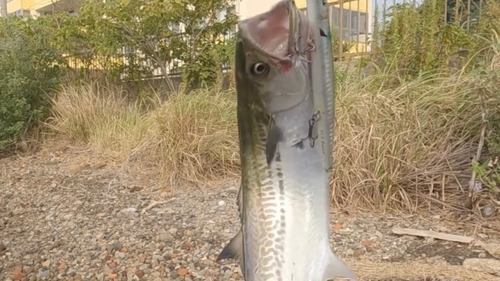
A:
405 240 494 265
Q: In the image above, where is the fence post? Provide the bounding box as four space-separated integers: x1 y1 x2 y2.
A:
339 0 344 60
1 0 7 17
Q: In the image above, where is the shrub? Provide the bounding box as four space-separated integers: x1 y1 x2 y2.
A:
330 67 494 210
48 57 499 210
0 17 61 148
48 82 239 186
371 0 500 77
145 88 239 184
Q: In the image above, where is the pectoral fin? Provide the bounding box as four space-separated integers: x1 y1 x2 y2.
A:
320 28 328 37
265 117 282 165
323 251 357 281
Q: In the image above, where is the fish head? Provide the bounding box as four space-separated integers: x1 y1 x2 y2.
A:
235 0 313 116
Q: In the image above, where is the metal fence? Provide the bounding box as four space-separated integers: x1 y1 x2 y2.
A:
63 0 487 80
63 31 235 81
321 0 485 60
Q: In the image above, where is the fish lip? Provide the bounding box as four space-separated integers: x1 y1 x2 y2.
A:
237 0 302 64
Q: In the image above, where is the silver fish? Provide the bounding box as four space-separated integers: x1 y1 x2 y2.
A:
218 1 357 280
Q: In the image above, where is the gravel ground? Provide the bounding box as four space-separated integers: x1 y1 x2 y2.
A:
1 145 500 281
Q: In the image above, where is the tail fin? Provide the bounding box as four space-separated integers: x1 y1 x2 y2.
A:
217 229 245 272
217 229 243 261
323 251 357 281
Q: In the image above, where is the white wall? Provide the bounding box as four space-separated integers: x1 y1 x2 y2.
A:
237 0 282 20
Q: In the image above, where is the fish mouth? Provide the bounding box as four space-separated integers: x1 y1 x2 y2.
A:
238 0 303 62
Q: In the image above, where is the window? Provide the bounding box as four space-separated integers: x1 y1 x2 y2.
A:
350 13 367 34
8 9 30 17
298 4 368 41
217 5 235 22
329 5 367 41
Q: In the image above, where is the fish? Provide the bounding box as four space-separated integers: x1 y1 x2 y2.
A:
217 1 357 280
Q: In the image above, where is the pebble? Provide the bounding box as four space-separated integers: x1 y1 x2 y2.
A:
120 208 139 218
463 258 500 275
135 269 145 278
112 242 123 251
2 148 500 281
37 269 50 278
482 205 496 217
115 251 126 259
159 230 174 242
345 248 354 256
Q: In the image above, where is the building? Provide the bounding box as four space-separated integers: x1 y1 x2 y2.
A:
4 0 33 17
0 0 83 17
235 0 279 20
32 0 84 16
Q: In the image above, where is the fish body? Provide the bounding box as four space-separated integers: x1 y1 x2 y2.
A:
218 1 357 280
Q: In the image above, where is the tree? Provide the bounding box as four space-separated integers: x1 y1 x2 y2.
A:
57 0 238 90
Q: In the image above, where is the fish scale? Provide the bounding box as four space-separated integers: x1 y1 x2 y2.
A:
217 1 357 280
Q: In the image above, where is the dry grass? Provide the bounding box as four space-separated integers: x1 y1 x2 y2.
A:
345 257 499 281
48 83 239 187
47 83 151 155
47 51 500 210
143 88 239 185
330 70 484 210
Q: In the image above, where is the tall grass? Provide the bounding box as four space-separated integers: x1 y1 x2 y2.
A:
47 83 151 154
373 0 500 77
144 88 239 185
46 49 499 211
48 83 239 186
332 70 484 210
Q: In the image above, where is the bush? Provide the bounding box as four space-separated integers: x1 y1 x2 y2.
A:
0 17 61 148
330 66 499 210
48 82 239 186
371 0 500 77
374 1 472 75
145 88 239 184
358 0 500 211
47 83 150 152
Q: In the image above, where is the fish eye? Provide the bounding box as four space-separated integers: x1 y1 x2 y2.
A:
251 62 269 76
